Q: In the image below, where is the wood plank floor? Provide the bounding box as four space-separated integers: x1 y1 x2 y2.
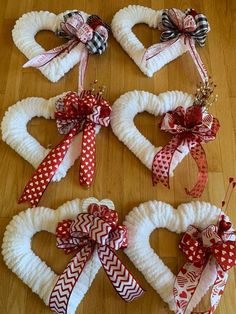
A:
0 0 235 313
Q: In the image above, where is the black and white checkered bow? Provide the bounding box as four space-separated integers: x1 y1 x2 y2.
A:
56 11 109 55
160 8 210 47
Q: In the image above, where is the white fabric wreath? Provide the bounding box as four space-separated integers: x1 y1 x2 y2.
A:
111 5 189 77
111 90 193 177
1 94 100 182
12 10 89 82
2 197 115 314
124 200 223 313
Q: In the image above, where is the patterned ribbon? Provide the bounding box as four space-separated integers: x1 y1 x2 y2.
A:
23 11 109 92
152 105 220 198
18 91 111 207
143 8 210 82
174 215 236 314
49 203 144 314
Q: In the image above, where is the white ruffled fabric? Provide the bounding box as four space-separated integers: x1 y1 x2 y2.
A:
111 5 189 77
1 94 100 182
2 197 115 314
111 90 193 176
12 10 90 82
124 200 222 313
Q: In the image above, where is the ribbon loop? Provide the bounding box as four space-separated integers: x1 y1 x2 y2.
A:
49 204 144 313
144 8 210 82
174 215 236 314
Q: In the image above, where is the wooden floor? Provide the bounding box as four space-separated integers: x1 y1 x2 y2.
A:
0 0 236 313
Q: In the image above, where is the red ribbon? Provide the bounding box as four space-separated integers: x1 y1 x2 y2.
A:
18 91 111 207
152 105 220 197
143 8 209 82
49 203 144 314
174 215 236 314
23 13 108 92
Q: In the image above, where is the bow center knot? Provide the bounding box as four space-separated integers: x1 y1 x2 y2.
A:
56 204 128 254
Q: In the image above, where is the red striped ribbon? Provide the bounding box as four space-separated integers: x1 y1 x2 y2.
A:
49 204 144 313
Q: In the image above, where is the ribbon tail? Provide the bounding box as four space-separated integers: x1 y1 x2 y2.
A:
97 245 144 302
152 136 182 188
206 265 228 314
185 140 208 198
143 37 179 62
185 37 208 83
23 39 78 68
78 46 89 94
49 245 94 314
174 262 205 314
79 121 96 188
18 127 78 207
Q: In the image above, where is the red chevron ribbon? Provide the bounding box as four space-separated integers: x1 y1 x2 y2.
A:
174 215 236 314
18 91 111 207
143 8 210 82
152 105 220 197
23 12 109 92
49 204 144 313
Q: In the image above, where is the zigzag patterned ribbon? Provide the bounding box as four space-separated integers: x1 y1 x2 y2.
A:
49 204 144 313
152 105 220 198
18 91 111 207
143 8 210 82
174 215 236 314
23 11 109 92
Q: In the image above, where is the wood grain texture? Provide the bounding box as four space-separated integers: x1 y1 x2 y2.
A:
0 0 236 313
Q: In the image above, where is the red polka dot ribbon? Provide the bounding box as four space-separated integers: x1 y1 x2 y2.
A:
152 105 220 198
49 203 144 314
18 91 111 207
174 215 236 314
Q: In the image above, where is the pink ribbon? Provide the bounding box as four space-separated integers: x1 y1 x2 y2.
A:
49 203 144 314
152 105 220 197
143 8 210 82
174 215 236 314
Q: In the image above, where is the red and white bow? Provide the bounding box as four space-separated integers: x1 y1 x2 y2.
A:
18 91 111 207
143 8 210 82
49 203 144 314
174 215 236 314
23 12 109 92
152 105 220 197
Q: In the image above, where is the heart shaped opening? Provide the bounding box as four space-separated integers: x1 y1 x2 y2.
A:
28 117 61 148
32 231 72 274
36 30 66 51
150 229 212 311
134 113 172 148
132 24 161 49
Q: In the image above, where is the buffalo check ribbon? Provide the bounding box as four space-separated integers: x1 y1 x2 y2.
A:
18 91 111 207
23 11 109 92
143 8 210 82
49 204 144 314
174 215 236 314
152 105 220 198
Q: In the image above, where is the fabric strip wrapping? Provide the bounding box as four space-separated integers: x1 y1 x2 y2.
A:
18 91 112 207
23 11 109 92
49 204 144 314
174 215 236 314
152 105 220 197
143 8 210 82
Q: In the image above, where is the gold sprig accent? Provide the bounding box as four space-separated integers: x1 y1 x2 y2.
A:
193 78 218 110
89 80 106 96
